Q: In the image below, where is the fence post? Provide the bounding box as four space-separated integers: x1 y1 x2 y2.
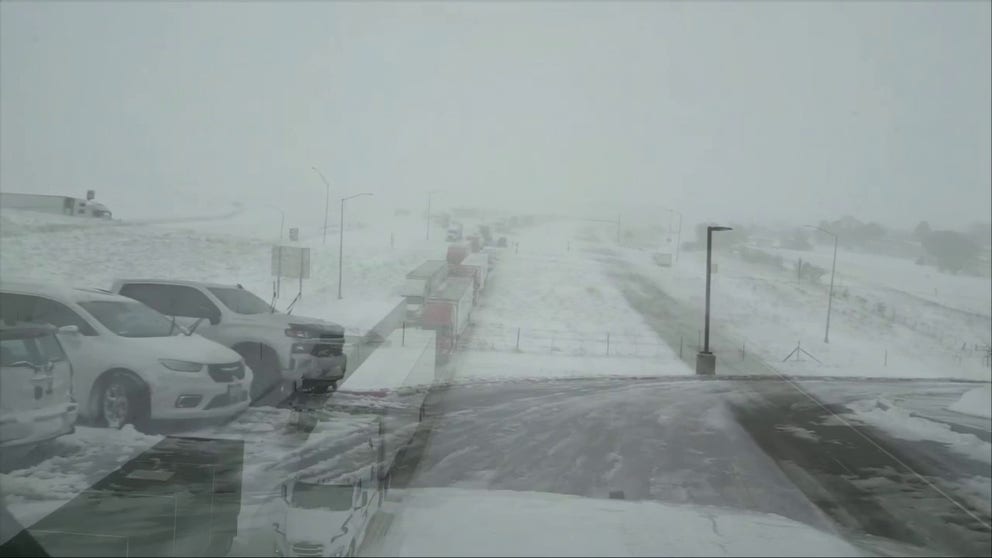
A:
516 328 521 351
742 341 746 359
402 321 406 347
679 335 684 358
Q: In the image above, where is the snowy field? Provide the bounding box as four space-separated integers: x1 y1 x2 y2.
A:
0 207 448 330
608 238 991 382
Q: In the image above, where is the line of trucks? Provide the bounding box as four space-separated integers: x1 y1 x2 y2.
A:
400 240 495 362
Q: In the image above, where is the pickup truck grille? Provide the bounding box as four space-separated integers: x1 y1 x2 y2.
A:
312 333 344 357
207 361 245 382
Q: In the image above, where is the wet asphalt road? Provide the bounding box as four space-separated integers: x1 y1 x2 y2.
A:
390 378 991 557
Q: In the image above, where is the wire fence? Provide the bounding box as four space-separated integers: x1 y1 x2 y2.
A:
458 325 680 358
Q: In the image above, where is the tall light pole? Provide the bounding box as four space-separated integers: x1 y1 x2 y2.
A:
312 166 332 245
696 225 732 375
805 225 838 343
338 192 373 299
426 189 442 241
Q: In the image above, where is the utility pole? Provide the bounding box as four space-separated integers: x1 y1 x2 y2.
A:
805 225 839 343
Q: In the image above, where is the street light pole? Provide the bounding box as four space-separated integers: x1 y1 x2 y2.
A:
312 167 332 246
805 225 839 344
338 192 373 299
697 225 732 375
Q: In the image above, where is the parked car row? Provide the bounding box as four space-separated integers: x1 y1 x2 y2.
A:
0 278 348 451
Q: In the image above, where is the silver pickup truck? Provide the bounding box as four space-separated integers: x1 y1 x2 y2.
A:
111 279 347 402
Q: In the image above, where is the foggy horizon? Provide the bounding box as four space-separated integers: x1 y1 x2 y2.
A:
2 1 990 231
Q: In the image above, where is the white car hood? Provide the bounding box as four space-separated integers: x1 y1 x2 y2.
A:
123 334 240 363
366 488 865 557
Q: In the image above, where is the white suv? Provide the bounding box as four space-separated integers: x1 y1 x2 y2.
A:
0 282 252 429
111 280 347 402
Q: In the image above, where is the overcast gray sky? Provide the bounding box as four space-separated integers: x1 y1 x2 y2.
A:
2 1 989 230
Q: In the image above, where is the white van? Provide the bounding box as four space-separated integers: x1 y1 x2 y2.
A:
0 282 252 429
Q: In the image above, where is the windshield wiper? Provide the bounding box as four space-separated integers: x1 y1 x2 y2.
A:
285 292 302 316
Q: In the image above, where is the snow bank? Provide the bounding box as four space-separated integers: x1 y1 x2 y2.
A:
365 487 862 557
0 425 162 530
948 385 992 419
842 399 991 464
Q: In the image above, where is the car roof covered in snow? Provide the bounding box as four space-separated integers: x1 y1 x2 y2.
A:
0 280 129 303
112 278 238 290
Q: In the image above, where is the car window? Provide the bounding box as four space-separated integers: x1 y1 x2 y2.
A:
208 287 270 315
77 300 177 338
0 293 34 325
31 298 96 335
0 337 36 366
119 284 220 319
117 284 172 314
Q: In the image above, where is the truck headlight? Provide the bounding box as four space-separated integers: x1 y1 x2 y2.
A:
159 359 204 372
285 328 311 339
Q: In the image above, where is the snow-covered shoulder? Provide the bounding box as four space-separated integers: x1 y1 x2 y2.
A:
366 487 864 557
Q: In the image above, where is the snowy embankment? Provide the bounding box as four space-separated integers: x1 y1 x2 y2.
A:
949 385 992 419
452 221 692 381
609 239 991 382
0 207 447 327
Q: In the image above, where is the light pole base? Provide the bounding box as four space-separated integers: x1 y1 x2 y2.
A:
695 351 716 375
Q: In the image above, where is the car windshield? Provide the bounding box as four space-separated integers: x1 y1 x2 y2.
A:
208 287 270 315
1 2 990 558
290 483 353 511
77 301 177 338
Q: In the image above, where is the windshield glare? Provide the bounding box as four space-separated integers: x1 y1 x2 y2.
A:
208 287 270 315
78 301 177 338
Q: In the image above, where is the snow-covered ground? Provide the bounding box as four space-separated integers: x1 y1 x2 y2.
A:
0 207 448 329
363 487 863 557
451 221 692 381
607 238 991 382
949 385 992 419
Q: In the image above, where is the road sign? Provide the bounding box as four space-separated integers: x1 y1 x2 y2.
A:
272 246 311 279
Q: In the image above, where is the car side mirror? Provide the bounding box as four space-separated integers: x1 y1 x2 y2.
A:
58 325 80 335
209 313 220 325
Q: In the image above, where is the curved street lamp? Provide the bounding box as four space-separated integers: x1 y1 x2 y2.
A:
338 192 373 299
